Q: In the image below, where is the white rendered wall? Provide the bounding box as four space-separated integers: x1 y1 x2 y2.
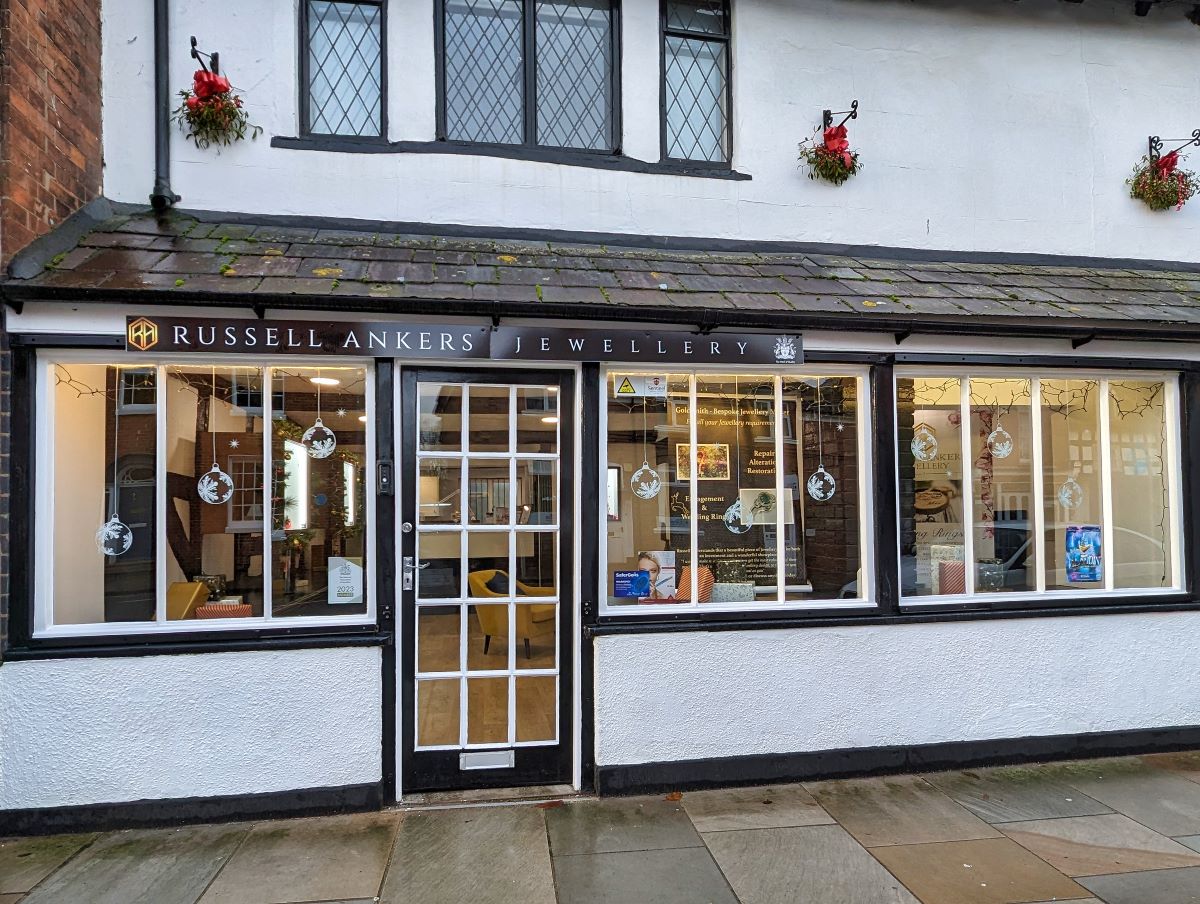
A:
0 647 381 809
101 0 1200 261
593 612 1200 765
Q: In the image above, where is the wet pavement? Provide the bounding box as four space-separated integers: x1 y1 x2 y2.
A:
5 752 1200 903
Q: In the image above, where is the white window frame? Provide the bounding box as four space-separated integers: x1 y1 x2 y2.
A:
894 366 1186 607
115 367 157 414
226 455 266 531
598 364 875 616
34 352 377 638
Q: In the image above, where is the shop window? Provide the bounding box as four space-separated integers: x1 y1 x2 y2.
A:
440 0 617 152
602 370 869 614
896 371 1182 602
37 358 373 636
662 0 731 164
303 0 385 138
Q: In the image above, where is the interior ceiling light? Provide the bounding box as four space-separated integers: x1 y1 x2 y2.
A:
541 415 559 424
310 376 341 386
358 415 368 423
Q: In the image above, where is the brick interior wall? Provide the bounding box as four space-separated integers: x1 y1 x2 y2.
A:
0 0 103 270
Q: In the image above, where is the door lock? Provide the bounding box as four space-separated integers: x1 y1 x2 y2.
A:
402 556 430 591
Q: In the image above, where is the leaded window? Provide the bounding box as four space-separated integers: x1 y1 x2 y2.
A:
440 0 618 152
662 0 730 164
303 0 385 138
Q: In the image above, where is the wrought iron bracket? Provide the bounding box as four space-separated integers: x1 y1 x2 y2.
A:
189 36 220 75
1149 129 1200 162
822 100 859 130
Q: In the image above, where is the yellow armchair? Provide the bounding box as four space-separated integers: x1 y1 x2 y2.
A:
166 581 209 620
467 570 556 659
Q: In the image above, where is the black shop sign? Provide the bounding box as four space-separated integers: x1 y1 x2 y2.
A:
125 316 803 365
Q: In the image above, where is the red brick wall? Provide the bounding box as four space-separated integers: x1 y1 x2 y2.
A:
0 0 103 270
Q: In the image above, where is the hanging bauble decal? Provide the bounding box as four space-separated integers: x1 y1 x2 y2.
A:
807 465 837 501
1057 475 1085 510
910 423 939 462
631 460 661 500
95 514 134 556
198 462 235 505
303 417 337 459
723 498 753 534
986 422 1014 459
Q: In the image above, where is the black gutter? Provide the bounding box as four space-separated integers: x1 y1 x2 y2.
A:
149 0 179 211
4 282 1200 349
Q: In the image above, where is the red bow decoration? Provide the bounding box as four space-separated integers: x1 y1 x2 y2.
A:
192 69 232 100
1155 150 1180 180
823 124 852 168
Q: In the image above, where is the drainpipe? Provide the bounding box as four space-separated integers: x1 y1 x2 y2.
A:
149 0 180 210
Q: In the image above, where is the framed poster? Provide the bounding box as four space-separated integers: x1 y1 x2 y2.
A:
676 444 731 480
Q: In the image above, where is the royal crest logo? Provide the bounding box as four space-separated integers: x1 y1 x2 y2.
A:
773 335 797 362
127 317 159 351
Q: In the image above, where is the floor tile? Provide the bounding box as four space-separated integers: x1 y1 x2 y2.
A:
0 833 94 894
703 824 919 904
545 797 702 855
199 811 398 904
1057 760 1200 836
381 806 554 904
870 837 1088 904
553 847 738 904
805 775 1001 847
1143 751 1200 785
924 766 1113 823
22 824 247 904
999 813 1200 876
1080 866 1200 904
681 784 835 832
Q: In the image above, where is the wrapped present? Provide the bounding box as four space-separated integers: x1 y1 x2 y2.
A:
195 603 253 619
938 560 966 596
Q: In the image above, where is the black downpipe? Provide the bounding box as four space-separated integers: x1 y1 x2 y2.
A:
150 0 180 210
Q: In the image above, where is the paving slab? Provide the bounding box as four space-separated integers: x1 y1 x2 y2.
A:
805 775 1002 847
1178 835 1200 853
924 766 1113 823
0 833 94 894
545 797 702 855
870 837 1089 904
198 811 398 904
381 806 554 904
681 783 835 832
1079 866 1200 904
999 813 1200 876
552 847 738 904
1056 759 1200 836
22 824 247 904
0 895 24 904
703 824 919 904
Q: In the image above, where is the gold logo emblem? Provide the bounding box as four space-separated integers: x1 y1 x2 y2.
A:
127 317 159 351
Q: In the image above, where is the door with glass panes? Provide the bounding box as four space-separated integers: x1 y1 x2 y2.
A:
399 369 573 791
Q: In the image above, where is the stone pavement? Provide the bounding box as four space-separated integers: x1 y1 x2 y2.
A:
6 753 1200 903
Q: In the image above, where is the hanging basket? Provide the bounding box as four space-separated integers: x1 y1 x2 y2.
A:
798 124 861 186
1127 152 1197 212
173 68 261 150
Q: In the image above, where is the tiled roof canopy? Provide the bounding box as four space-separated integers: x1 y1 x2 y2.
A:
7 211 1200 336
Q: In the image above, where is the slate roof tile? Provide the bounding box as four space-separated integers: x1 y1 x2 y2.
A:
14 210 1200 331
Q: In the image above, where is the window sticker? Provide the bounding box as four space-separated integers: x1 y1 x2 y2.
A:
1066 525 1103 583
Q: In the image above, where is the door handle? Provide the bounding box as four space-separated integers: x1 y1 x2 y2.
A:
402 557 431 591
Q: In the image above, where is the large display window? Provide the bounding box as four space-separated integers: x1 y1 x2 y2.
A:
896 370 1183 602
601 368 872 613
35 355 374 636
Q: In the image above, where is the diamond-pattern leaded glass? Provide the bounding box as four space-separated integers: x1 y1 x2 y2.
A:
535 0 615 150
444 0 525 144
665 0 727 36
664 34 729 162
307 1 383 137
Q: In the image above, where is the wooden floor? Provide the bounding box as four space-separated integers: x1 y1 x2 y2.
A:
416 607 557 747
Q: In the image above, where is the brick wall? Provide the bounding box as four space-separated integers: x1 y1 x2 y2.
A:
0 0 103 270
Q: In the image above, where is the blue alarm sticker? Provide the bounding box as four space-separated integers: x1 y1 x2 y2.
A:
614 570 651 598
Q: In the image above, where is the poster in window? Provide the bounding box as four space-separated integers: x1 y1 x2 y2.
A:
328 556 364 605
1066 525 1103 583
676 444 731 481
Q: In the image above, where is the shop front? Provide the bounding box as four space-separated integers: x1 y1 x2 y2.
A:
3 215 1200 829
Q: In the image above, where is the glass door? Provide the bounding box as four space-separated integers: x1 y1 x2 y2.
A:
399 369 573 792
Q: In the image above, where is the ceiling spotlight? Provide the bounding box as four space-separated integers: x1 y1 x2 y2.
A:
358 415 368 423
541 415 559 424
310 376 341 387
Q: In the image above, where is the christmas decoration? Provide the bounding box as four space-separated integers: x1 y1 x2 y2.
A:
799 101 861 186
986 422 1014 459
97 389 133 556
911 422 939 461
806 379 837 501
1128 151 1197 211
173 38 261 150
198 367 235 504
303 372 338 459
631 397 662 500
